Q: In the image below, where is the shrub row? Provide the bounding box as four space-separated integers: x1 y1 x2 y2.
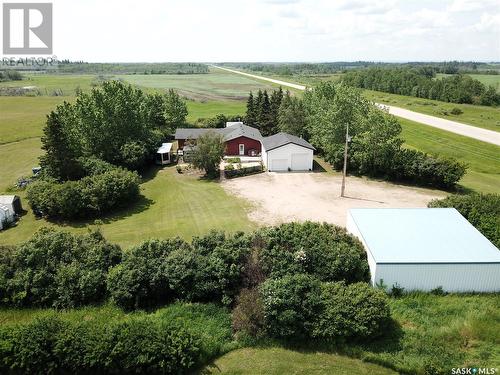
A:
224 164 263 179
0 314 199 375
340 148 466 189
0 228 121 308
429 193 500 248
108 231 250 310
257 274 390 342
27 167 140 219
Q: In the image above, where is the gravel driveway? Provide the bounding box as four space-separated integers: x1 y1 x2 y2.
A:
222 172 445 227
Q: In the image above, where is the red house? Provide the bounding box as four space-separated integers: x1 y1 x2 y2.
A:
174 122 262 156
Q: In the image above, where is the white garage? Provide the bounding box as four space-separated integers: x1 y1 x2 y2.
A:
261 133 315 172
347 208 500 293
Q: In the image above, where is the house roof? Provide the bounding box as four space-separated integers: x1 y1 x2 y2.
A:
175 124 262 142
349 208 500 264
261 132 315 152
157 143 172 154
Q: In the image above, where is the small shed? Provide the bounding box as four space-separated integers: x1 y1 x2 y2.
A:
155 143 173 165
346 208 500 293
0 195 22 215
0 204 15 230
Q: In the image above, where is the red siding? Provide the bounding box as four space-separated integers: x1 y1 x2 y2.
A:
225 136 261 156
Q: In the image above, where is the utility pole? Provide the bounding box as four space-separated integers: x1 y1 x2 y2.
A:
341 123 349 197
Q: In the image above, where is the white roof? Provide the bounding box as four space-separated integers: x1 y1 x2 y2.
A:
0 195 17 204
349 208 500 264
157 143 172 153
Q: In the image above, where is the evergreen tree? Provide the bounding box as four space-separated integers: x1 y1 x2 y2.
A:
259 90 273 136
245 92 256 127
269 87 284 135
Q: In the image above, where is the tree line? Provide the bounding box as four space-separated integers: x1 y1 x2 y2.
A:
342 67 500 106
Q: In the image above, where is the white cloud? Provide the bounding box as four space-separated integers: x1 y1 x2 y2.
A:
46 0 499 62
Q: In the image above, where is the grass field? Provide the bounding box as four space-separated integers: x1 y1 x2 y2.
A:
0 74 96 96
204 348 397 375
0 166 256 248
363 90 500 132
122 68 279 101
1 293 497 374
399 118 500 193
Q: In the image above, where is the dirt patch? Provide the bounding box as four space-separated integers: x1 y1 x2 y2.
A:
222 172 446 227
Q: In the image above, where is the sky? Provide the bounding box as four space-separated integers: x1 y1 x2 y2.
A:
4 0 500 62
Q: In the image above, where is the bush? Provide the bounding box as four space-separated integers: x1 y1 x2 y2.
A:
119 141 148 170
313 282 390 342
428 193 500 248
27 167 140 219
224 164 263 178
232 288 265 338
260 276 390 341
166 231 251 304
0 314 200 375
107 238 188 310
108 231 251 310
1 228 121 308
260 274 323 338
256 222 370 283
450 107 463 115
389 149 467 188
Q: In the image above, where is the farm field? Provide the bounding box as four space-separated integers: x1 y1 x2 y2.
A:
399 118 500 194
0 73 96 96
122 68 279 101
228 68 500 132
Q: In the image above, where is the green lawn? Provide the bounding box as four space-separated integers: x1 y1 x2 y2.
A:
399 118 500 193
203 348 397 375
363 89 500 132
0 166 255 249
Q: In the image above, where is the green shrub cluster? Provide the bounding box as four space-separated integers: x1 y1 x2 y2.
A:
0 314 199 375
27 163 140 219
256 222 370 283
260 274 390 342
429 193 500 248
224 165 263 178
107 231 251 310
0 228 121 308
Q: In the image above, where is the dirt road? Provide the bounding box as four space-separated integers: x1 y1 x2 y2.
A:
212 65 500 146
222 172 445 227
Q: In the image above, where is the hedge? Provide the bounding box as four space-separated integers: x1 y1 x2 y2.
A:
224 165 263 179
255 222 370 283
0 228 121 308
429 193 500 249
27 167 140 219
108 231 251 310
0 315 200 375
259 275 390 341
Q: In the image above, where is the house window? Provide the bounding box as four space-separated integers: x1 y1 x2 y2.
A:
239 144 245 155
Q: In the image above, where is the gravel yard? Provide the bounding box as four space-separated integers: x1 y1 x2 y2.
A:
222 172 446 227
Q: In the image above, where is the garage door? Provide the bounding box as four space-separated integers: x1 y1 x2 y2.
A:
291 153 310 171
270 158 288 171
